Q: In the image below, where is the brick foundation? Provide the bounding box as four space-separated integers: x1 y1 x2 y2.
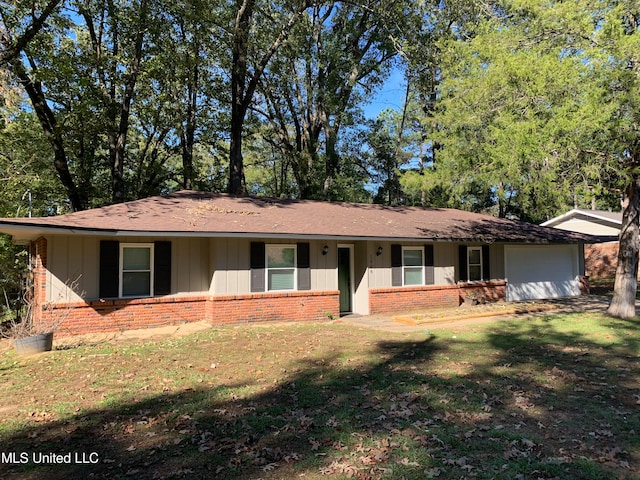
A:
369 281 507 314
207 291 340 325
585 242 619 279
39 291 340 337
42 296 209 336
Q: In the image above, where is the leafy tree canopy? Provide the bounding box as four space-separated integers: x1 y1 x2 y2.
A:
413 0 640 316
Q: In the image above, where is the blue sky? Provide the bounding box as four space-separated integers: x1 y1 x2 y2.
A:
363 69 407 119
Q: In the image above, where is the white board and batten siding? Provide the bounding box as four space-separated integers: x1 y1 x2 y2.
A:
505 245 581 302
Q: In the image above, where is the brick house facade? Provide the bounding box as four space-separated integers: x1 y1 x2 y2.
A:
2 191 596 336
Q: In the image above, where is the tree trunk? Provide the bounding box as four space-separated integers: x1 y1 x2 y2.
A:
323 124 339 197
228 0 254 195
607 175 640 319
10 61 84 211
181 72 197 191
111 0 148 203
229 0 311 195
229 120 246 195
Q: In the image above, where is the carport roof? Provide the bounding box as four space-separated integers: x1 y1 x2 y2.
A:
0 190 604 244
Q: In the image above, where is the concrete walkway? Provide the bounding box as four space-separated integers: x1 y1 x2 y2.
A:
335 295 613 333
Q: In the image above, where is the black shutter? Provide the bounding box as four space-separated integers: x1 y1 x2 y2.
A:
250 242 266 292
458 245 468 282
425 245 435 285
391 244 402 286
482 245 491 281
154 241 172 295
99 240 119 298
297 243 311 290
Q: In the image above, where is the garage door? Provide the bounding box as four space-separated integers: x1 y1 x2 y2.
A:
505 245 580 301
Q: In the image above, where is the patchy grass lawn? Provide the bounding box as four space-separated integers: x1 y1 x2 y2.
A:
0 313 638 480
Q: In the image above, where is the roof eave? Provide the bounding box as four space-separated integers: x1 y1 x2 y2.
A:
0 223 596 245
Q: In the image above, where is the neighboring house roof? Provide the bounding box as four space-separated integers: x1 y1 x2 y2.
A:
541 208 622 228
0 190 601 244
541 209 621 240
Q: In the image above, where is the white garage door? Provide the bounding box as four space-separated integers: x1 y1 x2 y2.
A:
505 245 580 301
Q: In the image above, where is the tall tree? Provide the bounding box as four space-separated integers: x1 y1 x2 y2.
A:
77 0 153 204
228 0 314 195
133 0 227 194
367 87 424 206
1 0 86 211
255 1 408 199
429 0 640 317
1 0 175 209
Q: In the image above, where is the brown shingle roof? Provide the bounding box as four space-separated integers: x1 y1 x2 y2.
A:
0 190 600 243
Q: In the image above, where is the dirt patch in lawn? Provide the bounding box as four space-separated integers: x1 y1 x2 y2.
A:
393 300 561 326
54 320 213 347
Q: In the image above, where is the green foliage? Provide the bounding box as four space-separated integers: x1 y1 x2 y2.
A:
251 1 419 200
7 0 636 222
0 236 28 327
406 0 640 222
366 102 425 206
0 113 68 214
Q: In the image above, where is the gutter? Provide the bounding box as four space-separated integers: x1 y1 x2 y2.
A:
0 223 602 245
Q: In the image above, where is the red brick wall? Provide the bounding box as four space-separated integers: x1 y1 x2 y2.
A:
369 281 507 314
585 242 619 279
207 290 340 325
30 237 48 326
42 291 341 336
42 296 209 336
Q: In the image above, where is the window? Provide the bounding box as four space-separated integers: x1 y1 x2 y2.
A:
266 245 296 291
458 245 490 282
100 240 171 298
120 244 154 297
403 247 424 286
391 244 434 287
467 247 482 282
250 242 310 293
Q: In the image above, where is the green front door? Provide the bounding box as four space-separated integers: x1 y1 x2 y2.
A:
338 247 352 313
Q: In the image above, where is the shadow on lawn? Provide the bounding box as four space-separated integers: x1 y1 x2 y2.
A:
0 321 638 480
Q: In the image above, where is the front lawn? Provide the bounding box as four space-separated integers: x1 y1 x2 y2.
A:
0 313 638 479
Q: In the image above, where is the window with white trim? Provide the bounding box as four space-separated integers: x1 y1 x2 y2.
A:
467 247 482 282
402 247 424 286
120 244 154 297
266 245 296 291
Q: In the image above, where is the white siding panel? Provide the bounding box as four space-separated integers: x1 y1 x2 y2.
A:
554 219 619 236
311 240 337 290
47 236 94 303
353 241 369 315
367 241 391 289
435 243 456 285
174 237 209 294
212 238 251 295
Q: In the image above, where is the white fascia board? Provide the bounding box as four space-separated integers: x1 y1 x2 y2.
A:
0 224 584 245
541 209 622 228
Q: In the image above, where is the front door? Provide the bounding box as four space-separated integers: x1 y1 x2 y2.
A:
338 246 352 314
